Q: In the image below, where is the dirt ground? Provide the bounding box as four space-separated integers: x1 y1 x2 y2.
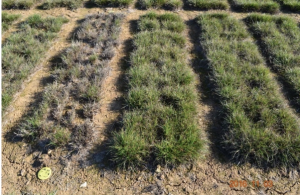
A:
2 4 300 195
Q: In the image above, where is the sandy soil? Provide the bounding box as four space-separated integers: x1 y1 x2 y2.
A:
2 6 300 195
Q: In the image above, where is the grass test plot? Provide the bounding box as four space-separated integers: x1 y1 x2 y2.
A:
2 12 21 31
196 13 300 166
2 0 43 9
2 15 68 113
110 12 204 168
230 0 280 13
15 13 124 152
41 0 84 9
276 0 300 12
92 0 133 7
186 0 229 10
138 0 182 10
246 14 300 109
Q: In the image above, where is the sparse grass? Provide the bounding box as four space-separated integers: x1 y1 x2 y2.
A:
92 0 133 7
196 13 300 167
2 0 43 9
110 12 204 168
16 13 124 153
230 0 280 13
138 0 183 10
2 14 68 113
41 0 84 9
246 14 300 110
276 0 300 12
187 0 229 10
2 12 21 31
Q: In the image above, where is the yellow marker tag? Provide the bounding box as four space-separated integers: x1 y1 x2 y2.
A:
38 167 52 180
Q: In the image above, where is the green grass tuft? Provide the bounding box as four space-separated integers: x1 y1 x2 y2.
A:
2 12 21 31
41 0 83 9
187 0 229 10
138 0 183 10
230 0 280 13
110 13 204 168
92 0 133 7
196 13 300 167
276 0 300 12
2 0 43 9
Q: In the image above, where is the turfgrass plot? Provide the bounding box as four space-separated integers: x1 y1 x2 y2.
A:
2 15 68 113
276 0 300 12
110 12 204 168
41 0 84 9
2 0 43 9
246 14 300 109
186 0 229 10
197 13 300 167
230 0 280 13
2 12 21 31
15 13 124 153
138 0 182 10
92 0 133 7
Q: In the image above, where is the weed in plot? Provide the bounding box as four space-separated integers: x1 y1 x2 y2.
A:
2 0 43 9
92 0 133 7
110 13 204 168
15 13 124 155
230 0 280 13
197 13 300 167
2 15 68 113
246 14 300 110
41 0 84 9
186 0 229 10
2 12 21 31
138 0 183 10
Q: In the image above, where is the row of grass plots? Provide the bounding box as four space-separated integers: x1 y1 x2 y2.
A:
276 0 300 12
2 0 43 9
110 12 204 168
2 15 68 113
2 12 21 31
187 0 229 10
41 0 84 10
246 14 300 110
196 13 300 167
15 13 124 152
230 0 280 13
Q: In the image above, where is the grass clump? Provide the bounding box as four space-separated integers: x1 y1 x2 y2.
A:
2 12 21 31
187 0 229 10
138 0 183 10
41 0 83 9
92 0 133 7
196 13 300 167
2 14 68 113
110 13 204 168
230 0 280 13
15 13 124 154
2 0 43 9
246 14 300 110
276 0 300 12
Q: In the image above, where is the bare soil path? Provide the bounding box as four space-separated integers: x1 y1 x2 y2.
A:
2 7 300 195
